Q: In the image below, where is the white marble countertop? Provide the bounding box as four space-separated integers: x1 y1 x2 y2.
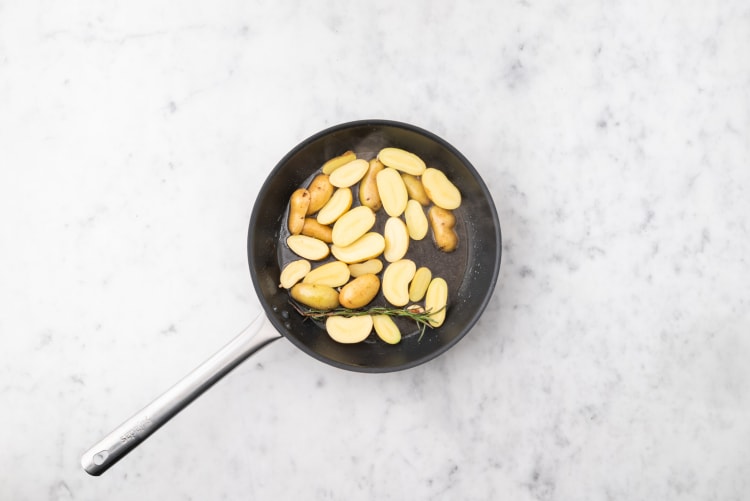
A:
2 1 749 499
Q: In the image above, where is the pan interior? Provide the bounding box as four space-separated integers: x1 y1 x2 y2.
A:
248 120 501 373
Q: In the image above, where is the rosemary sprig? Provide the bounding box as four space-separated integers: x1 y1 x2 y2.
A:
290 303 445 341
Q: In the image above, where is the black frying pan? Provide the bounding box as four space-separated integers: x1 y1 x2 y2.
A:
81 119 501 475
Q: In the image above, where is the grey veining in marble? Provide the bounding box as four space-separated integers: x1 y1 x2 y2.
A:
1 0 749 500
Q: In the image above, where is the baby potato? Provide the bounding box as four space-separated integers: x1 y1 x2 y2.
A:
383 216 409 262
317 187 353 225
306 174 334 215
422 168 462 210
331 232 386 264
325 315 373 344
329 159 369 188
279 259 311 289
425 277 448 327
382 259 416 307
286 235 330 261
404 199 429 240
291 283 340 310
283 145 462 341
408 266 432 302
332 206 376 248
401 173 430 206
287 188 310 235
348 259 383 277
303 260 350 287
378 147 426 176
339 273 380 309
376 167 408 217
301 218 333 243
428 206 458 253
321 150 356 175
359 158 384 211
373 315 401 344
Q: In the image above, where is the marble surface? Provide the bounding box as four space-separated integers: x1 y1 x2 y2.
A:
2 0 749 499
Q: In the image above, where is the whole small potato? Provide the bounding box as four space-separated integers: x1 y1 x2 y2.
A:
338 273 380 309
306 174 334 215
288 188 310 235
291 283 340 310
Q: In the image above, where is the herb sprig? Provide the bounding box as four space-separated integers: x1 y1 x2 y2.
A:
290 303 444 341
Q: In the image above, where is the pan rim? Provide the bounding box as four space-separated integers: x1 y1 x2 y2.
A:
248 119 502 373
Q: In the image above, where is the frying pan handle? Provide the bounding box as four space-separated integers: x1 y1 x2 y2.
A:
80 312 280 476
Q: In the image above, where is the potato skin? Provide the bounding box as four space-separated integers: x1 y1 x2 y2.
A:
301 218 333 243
338 274 380 309
306 174 334 215
401 173 430 206
290 283 340 310
428 206 458 252
359 159 384 211
288 188 310 235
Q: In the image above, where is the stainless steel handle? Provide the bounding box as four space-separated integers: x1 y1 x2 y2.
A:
81 312 280 476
